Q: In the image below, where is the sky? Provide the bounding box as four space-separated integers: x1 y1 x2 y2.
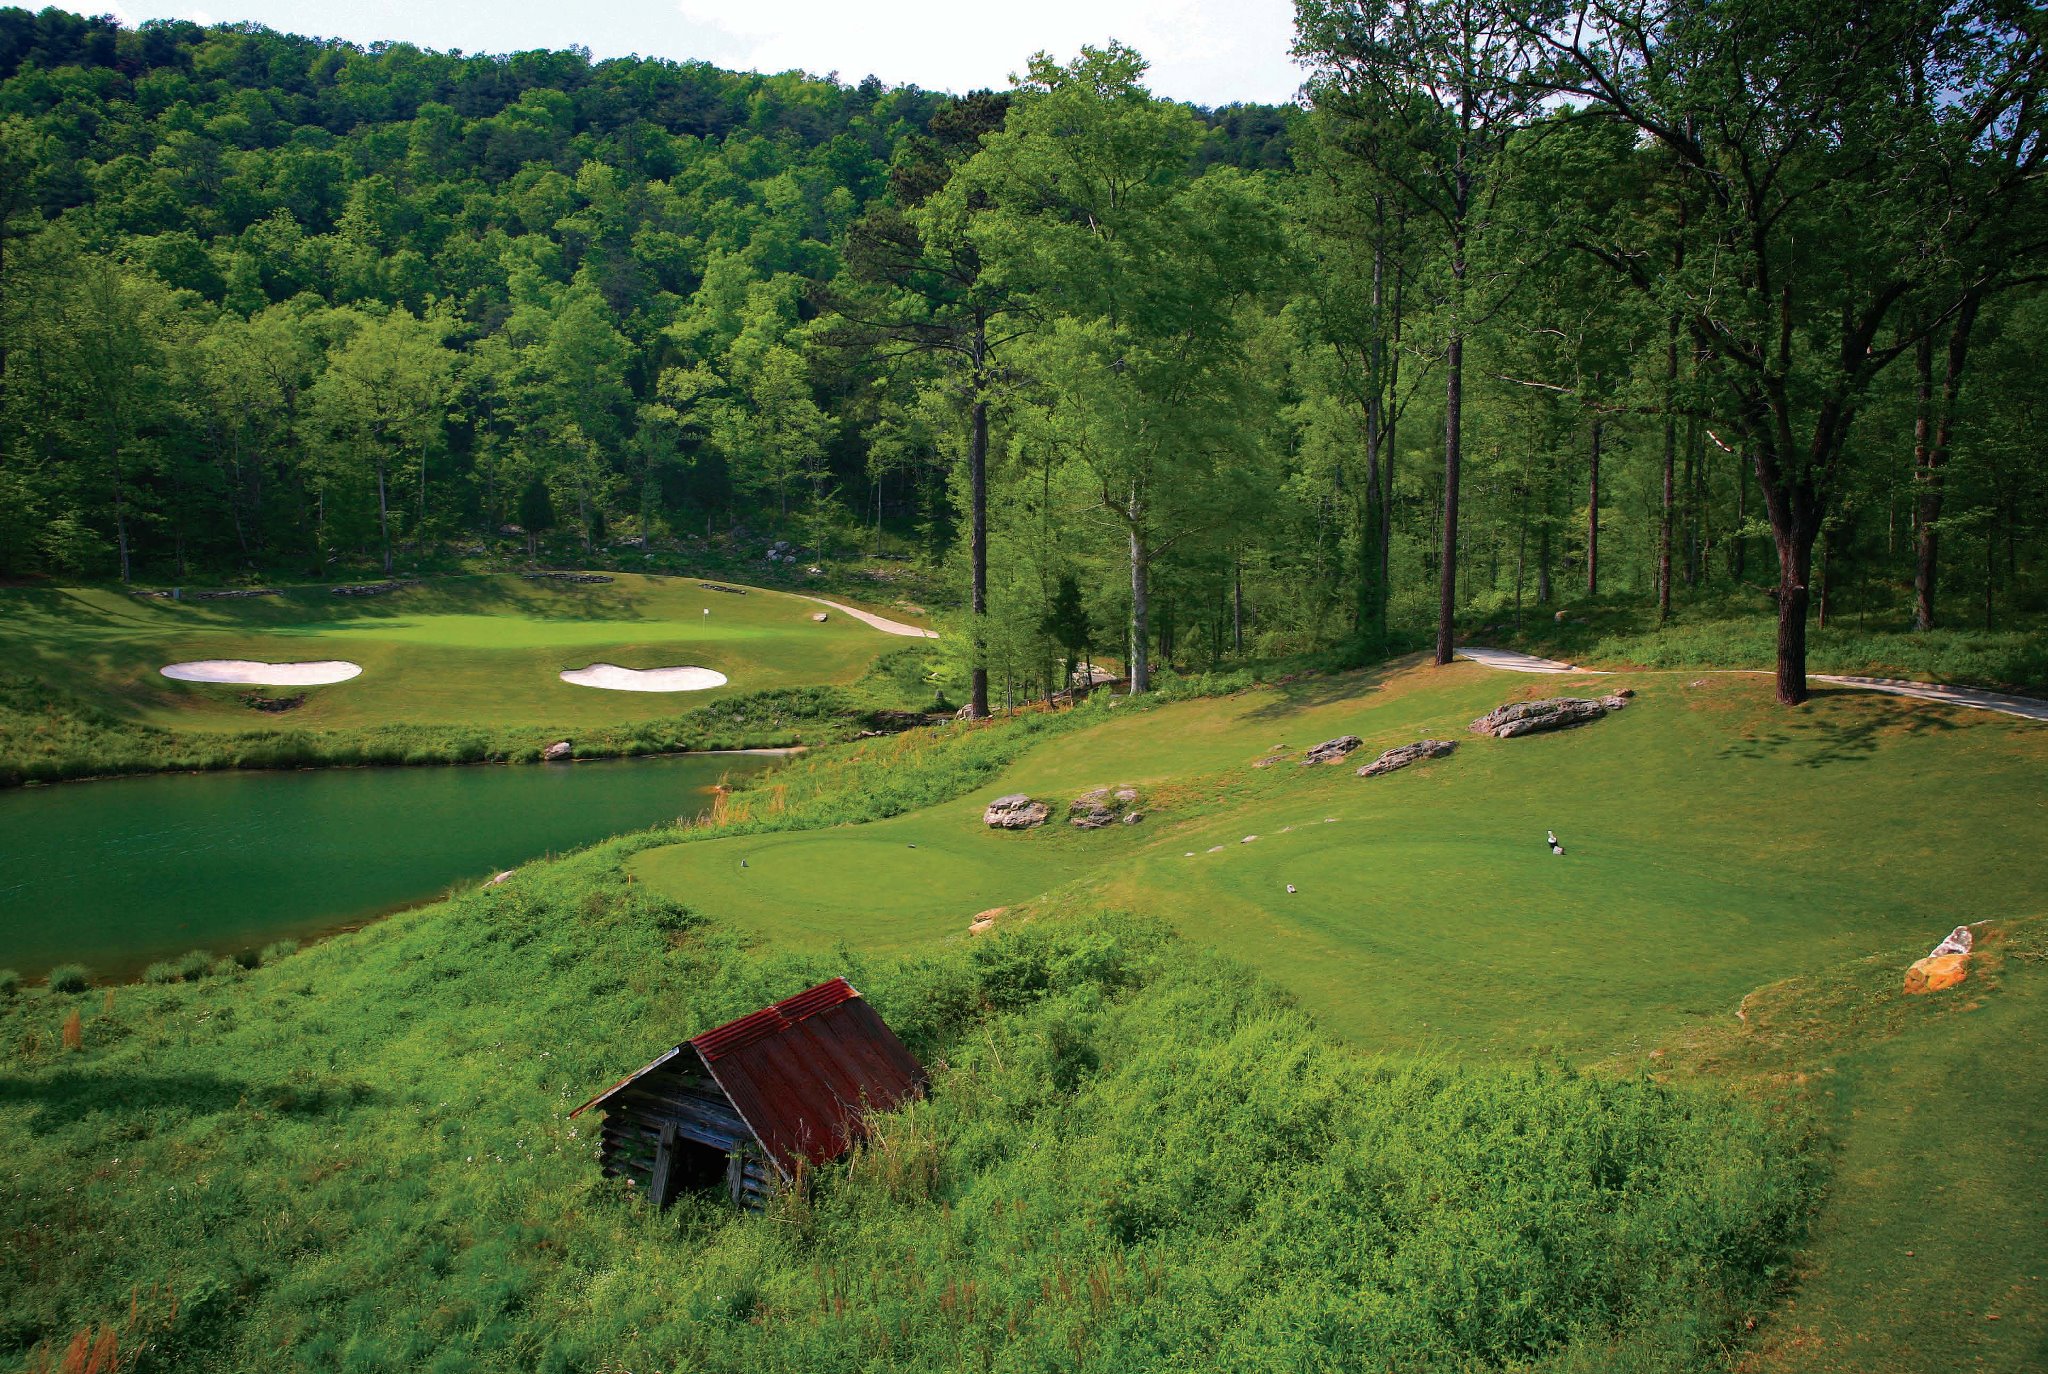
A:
74 1 1309 107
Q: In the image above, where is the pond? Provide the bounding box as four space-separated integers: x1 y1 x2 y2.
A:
0 752 779 982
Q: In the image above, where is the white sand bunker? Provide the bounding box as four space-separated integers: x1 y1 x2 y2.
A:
161 659 362 686
559 663 728 693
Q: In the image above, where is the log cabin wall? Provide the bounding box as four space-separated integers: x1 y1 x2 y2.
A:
593 1056 774 1209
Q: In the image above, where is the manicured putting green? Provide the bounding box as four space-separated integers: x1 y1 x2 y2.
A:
0 575 930 732
628 810 1116 949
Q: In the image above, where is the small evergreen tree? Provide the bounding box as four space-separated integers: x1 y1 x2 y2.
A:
1039 572 1094 695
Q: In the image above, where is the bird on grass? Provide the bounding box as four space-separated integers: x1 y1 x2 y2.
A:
740 858 748 868
1285 884 1297 894
1546 830 1559 846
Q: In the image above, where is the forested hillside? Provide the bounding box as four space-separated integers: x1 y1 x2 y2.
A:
0 4 2041 708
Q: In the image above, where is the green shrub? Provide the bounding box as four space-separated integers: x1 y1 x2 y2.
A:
259 939 299 963
172 950 214 982
0 968 18 997
143 961 180 984
45 963 89 993
210 956 242 978
232 948 262 970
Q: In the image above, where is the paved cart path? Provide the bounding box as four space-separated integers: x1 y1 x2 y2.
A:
1456 646 2048 722
801 597 939 638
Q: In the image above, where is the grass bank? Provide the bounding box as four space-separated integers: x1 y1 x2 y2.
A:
0 878 1815 1373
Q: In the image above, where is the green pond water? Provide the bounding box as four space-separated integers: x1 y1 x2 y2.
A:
0 753 777 982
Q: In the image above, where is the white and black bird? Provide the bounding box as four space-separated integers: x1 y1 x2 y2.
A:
1546 830 1559 847
1285 884 1297 894
1550 840 1566 856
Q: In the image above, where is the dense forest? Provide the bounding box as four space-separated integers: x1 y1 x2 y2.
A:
0 3 2041 707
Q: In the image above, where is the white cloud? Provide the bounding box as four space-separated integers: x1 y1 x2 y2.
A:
667 0 1302 106
58 1 1306 106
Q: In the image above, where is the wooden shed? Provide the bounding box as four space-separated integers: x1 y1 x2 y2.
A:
569 977 927 1209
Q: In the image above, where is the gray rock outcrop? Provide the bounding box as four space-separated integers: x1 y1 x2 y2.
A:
1469 694 1632 739
1069 785 1141 829
1359 739 1458 776
984 794 1050 829
543 740 574 761
1300 735 1363 765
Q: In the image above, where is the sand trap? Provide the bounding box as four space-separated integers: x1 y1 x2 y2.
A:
559 664 728 693
161 659 362 686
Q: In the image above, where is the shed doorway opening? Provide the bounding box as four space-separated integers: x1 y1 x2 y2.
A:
649 1126 736 1208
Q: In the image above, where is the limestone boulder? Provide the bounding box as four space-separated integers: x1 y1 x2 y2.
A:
543 740 573 761
1469 695 1631 739
984 794 1049 830
1069 784 1142 829
1300 735 1363 765
1358 739 1457 777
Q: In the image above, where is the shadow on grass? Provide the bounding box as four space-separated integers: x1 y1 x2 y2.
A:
1237 661 1406 726
0 1070 367 1134
1717 691 1959 768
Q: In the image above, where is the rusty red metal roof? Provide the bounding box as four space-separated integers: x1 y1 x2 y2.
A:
568 977 927 1178
694 977 926 1176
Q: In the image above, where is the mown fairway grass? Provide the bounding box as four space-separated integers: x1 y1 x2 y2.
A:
0 575 922 734
639 660 2047 1056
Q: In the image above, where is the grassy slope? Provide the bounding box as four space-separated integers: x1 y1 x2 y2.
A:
625 657 2048 1372
0 693 1820 1374
1648 918 2048 1374
5 657 2041 1370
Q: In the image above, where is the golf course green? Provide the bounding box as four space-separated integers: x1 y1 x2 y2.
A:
636 661 2046 1053
0 574 928 736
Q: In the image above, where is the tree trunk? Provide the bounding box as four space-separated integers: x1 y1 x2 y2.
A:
1536 514 1552 604
1435 329 1463 666
968 389 990 718
1514 491 1526 631
1912 292 1982 632
1758 451 1819 706
1358 240 1388 638
110 436 131 584
1128 504 1151 695
1774 556 1810 705
1232 557 1244 654
1382 235 1404 603
1585 417 1602 596
1732 447 1748 582
1659 363 1676 622
376 455 393 575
